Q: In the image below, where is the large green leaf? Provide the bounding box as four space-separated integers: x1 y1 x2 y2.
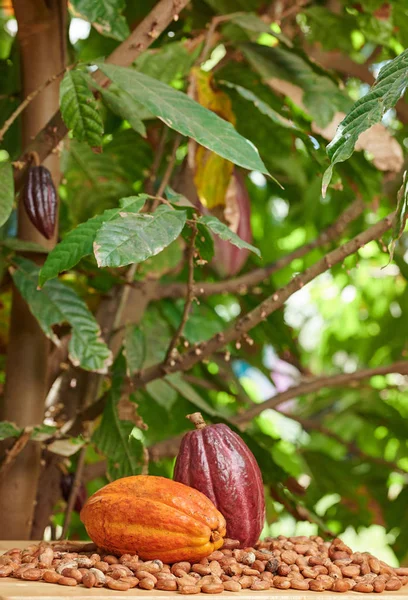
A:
323 49 408 195
39 196 147 286
12 257 112 373
93 354 145 480
96 63 273 178
199 215 261 257
0 161 14 227
98 84 146 137
70 0 129 41
93 207 187 268
241 43 351 129
60 70 104 148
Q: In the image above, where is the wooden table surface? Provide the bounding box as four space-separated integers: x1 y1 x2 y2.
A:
1 542 407 600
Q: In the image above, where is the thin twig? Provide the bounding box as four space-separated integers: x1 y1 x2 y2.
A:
165 221 198 362
0 427 32 480
0 65 71 142
152 133 182 211
287 413 408 476
60 446 87 539
145 125 168 196
156 197 365 300
134 211 394 388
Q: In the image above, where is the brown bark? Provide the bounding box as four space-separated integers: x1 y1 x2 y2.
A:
0 0 66 539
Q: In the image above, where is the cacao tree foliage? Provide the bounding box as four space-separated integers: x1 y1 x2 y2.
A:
0 0 408 563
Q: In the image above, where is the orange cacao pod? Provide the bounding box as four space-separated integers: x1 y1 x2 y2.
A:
80 475 226 562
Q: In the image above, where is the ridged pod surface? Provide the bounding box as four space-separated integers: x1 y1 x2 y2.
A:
80 475 226 562
174 413 265 548
23 165 57 239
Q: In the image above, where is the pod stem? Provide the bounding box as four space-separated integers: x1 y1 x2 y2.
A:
28 151 40 167
186 412 206 430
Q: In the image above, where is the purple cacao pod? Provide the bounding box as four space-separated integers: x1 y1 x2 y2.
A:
23 165 57 239
213 169 252 277
60 473 87 513
174 412 265 548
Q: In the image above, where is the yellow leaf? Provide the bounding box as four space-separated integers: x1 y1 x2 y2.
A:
192 69 236 209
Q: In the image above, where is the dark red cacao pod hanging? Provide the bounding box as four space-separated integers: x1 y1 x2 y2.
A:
173 413 265 548
22 165 57 240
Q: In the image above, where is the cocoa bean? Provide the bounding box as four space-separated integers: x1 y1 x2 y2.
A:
21 568 42 581
201 583 224 593
309 579 325 591
333 579 349 592
290 578 310 590
58 576 77 586
139 577 155 590
386 578 402 591
273 576 291 589
223 580 241 591
180 585 201 594
82 572 96 588
156 579 177 591
251 579 270 590
354 582 374 592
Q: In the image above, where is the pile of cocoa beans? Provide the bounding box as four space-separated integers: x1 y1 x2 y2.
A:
1 535 407 594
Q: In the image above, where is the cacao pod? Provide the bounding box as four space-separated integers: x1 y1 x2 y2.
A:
174 413 265 548
60 473 87 513
80 475 226 562
22 165 57 239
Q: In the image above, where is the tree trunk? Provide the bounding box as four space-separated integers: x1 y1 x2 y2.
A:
0 0 66 539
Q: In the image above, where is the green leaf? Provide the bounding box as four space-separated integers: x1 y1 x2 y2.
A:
167 374 220 417
323 50 408 196
0 239 48 253
93 354 145 479
196 222 215 263
96 63 273 178
230 12 293 47
199 215 261 257
0 421 21 440
98 84 146 137
12 257 112 373
0 161 14 227
70 0 129 41
241 43 351 129
146 378 178 411
93 207 187 268
124 325 145 376
60 70 104 148
389 171 408 261
220 80 299 130
39 196 147 286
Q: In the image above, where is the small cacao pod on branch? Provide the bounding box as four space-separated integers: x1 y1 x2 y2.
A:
22 158 57 240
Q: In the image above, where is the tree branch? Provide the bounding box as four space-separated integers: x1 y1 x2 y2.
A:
0 427 32 481
60 445 87 539
134 211 394 387
235 360 408 424
165 221 197 363
155 197 365 300
12 0 191 193
289 414 408 477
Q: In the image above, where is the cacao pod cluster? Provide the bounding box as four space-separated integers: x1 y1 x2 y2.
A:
80 413 265 562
